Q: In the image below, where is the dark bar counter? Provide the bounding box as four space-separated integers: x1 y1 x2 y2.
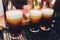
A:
22 26 60 40
21 12 60 40
0 24 60 40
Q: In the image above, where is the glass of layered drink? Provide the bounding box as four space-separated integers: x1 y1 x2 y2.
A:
6 10 23 40
29 9 42 32
41 8 54 31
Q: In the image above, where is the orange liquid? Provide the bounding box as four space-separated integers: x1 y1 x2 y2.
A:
7 18 22 25
43 13 53 18
30 16 42 23
6 18 22 37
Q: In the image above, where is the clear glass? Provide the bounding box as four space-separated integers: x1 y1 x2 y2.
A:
41 8 54 31
40 0 56 31
29 9 42 32
6 10 23 40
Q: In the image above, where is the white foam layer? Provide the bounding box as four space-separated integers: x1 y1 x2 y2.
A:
30 9 42 16
42 8 54 15
37 0 41 3
30 28 39 33
6 10 23 19
51 0 56 4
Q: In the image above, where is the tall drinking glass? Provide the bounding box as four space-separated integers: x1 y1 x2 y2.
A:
29 9 42 32
6 10 23 40
41 8 54 31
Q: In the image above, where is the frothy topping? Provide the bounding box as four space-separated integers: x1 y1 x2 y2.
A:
6 10 23 19
51 0 56 4
37 0 41 3
30 9 42 16
42 8 54 15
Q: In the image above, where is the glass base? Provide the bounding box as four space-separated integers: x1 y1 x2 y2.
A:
9 34 24 40
29 28 39 33
3 32 24 40
40 27 50 31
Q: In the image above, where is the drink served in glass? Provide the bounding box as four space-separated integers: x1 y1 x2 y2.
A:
6 10 23 39
41 8 54 31
29 9 42 32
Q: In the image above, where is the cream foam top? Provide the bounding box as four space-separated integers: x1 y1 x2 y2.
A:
42 8 54 15
51 0 56 4
6 10 23 19
29 9 42 16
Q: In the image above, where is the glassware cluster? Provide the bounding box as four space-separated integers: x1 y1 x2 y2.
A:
3 0 56 40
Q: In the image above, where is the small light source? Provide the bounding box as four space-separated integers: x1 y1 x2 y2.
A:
51 24 54 27
51 0 56 4
37 0 41 3
52 20 55 23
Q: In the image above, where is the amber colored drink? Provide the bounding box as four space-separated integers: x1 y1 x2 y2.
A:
41 8 54 28
29 9 42 32
30 9 42 23
42 8 54 18
6 10 23 37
